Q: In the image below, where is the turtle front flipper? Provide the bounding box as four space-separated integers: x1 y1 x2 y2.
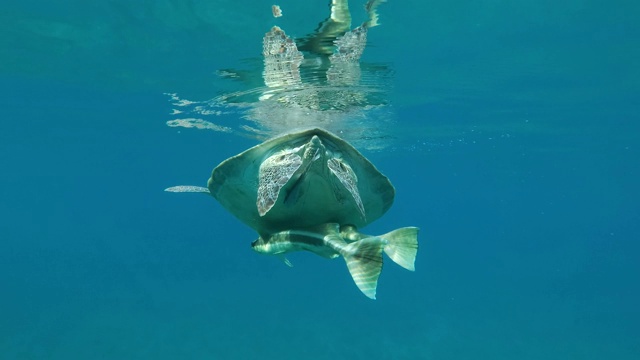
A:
257 151 304 216
165 185 210 194
327 158 366 220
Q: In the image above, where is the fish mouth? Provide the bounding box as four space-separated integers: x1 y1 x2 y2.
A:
250 238 265 253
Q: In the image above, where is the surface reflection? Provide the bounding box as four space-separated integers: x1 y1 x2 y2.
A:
167 0 395 150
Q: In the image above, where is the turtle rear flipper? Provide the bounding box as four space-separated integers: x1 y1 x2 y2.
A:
381 227 419 271
341 237 385 300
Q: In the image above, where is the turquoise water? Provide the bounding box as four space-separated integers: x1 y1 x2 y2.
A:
1 1 639 359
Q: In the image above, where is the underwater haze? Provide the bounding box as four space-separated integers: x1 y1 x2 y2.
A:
1 0 639 359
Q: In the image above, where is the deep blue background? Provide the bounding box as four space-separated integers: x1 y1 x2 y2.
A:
1 1 639 359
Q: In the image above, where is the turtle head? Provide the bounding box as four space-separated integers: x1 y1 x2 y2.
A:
302 135 326 164
256 134 330 216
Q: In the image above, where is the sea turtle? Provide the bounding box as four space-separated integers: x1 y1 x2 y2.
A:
166 127 395 238
164 2 419 299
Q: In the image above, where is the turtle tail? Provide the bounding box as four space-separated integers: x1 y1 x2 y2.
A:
380 227 419 271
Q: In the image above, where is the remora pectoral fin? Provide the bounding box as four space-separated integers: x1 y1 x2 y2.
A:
278 255 294 267
381 227 419 271
342 237 385 300
165 185 211 194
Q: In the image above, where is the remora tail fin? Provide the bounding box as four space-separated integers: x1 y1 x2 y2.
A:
381 227 419 271
341 237 385 299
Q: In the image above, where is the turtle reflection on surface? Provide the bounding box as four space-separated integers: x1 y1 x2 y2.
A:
260 0 385 108
196 0 395 147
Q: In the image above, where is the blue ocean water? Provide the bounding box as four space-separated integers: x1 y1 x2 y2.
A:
1 1 639 359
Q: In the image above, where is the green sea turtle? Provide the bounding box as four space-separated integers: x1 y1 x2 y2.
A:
164 2 419 298
251 223 419 299
166 127 394 238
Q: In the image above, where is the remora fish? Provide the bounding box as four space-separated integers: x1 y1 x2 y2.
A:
251 223 419 299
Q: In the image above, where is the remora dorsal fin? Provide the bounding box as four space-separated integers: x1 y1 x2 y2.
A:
341 237 385 299
381 227 419 271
